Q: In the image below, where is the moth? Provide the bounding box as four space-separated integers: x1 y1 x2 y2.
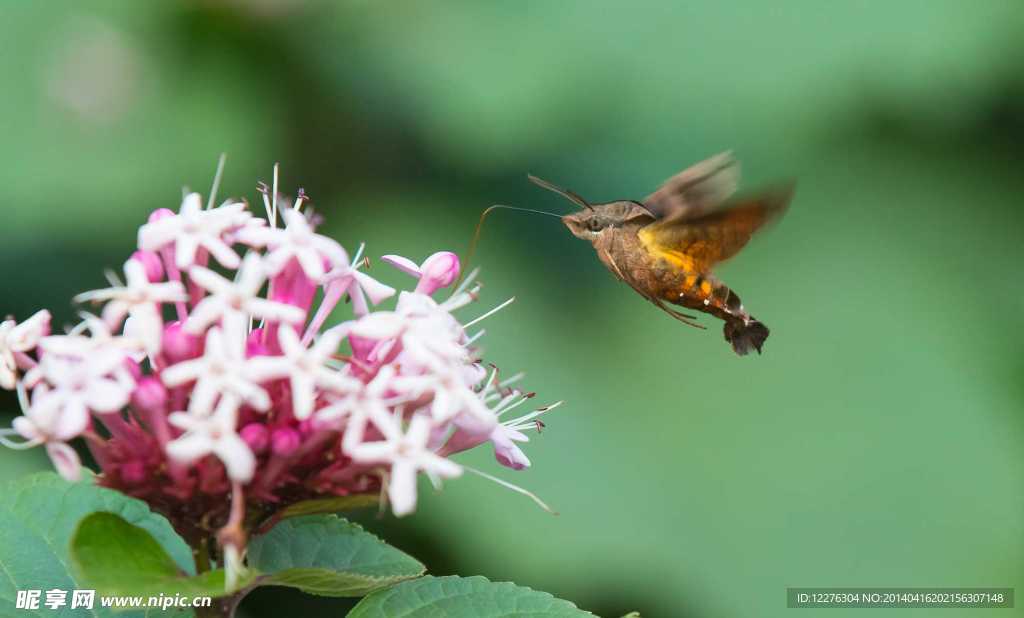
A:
529 152 793 355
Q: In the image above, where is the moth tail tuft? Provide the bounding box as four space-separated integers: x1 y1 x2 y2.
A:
724 319 769 356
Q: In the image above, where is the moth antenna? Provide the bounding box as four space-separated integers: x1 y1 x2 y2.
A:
527 174 594 211
456 204 564 288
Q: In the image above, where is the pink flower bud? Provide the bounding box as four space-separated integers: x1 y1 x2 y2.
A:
240 423 270 453
148 208 175 223
270 427 301 455
120 460 147 485
131 376 167 414
415 251 460 295
131 250 165 282
162 322 201 362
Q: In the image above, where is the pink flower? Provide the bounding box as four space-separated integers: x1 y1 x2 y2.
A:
1 164 560 532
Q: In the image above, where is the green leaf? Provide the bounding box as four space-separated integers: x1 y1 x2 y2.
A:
347 575 596 617
266 493 379 523
247 514 424 597
0 471 195 617
70 512 239 599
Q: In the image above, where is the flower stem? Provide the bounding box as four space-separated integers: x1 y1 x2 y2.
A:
194 537 211 574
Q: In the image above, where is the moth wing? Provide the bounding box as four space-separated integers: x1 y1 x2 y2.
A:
642 183 793 271
643 152 740 222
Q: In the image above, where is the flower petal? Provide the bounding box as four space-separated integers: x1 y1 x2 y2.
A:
380 254 421 277
46 442 82 481
388 459 418 517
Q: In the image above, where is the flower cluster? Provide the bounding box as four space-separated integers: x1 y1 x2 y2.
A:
0 168 557 558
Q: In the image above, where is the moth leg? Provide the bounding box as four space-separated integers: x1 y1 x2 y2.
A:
601 245 702 326
652 297 706 330
599 247 628 282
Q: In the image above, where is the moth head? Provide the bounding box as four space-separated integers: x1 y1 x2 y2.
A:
562 209 606 240
563 201 653 240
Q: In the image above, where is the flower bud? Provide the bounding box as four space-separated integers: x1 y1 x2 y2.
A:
491 429 531 471
270 427 301 456
162 322 201 362
131 250 165 282
131 376 167 414
240 423 270 454
147 208 175 223
415 251 460 295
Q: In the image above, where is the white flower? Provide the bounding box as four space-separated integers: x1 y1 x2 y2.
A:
18 348 133 451
162 327 271 416
245 324 356 420
138 193 253 269
322 253 396 317
11 384 90 444
235 208 348 281
348 413 463 517
317 364 398 451
0 309 50 390
1 383 86 481
166 399 255 482
185 252 305 341
74 259 186 355
41 314 145 364
351 292 470 370
392 365 495 427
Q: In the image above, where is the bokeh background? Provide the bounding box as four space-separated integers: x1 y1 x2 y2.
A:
2 2 1023 616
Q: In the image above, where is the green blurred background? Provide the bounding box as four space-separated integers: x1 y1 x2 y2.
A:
2 1 1023 616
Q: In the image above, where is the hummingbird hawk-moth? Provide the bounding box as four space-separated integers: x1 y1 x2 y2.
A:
529 152 793 356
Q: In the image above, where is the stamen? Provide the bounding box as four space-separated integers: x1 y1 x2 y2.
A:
425 470 444 491
506 400 563 427
465 329 486 345
0 428 41 450
207 153 227 210
258 181 273 222
463 465 556 514
271 163 279 228
350 243 366 266
498 372 525 388
450 267 479 299
103 269 123 288
463 297 515 328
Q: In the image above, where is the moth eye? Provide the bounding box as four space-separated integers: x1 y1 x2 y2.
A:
587 219 602 232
